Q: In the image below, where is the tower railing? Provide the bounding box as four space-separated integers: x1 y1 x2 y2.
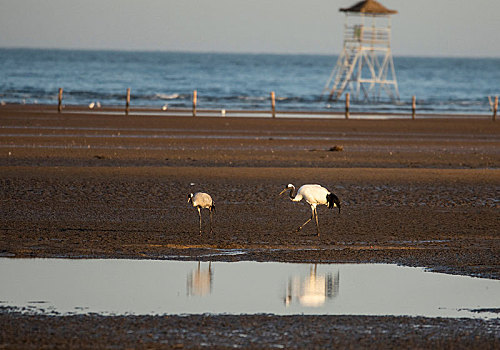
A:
344 26 390 46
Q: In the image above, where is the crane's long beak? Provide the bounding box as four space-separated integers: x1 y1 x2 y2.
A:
279 188 288 196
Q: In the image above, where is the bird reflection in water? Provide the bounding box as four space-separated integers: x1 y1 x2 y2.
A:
284 264 339 307
187 262 213 296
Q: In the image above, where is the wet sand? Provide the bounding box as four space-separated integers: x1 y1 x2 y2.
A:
1 105 499 348
1 310 499 349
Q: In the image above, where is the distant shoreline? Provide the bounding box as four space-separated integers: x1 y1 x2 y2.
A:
0 103 494 120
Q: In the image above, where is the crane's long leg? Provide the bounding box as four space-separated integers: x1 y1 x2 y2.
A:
209 209 213 234
198 207 202 235
314 207 320 237
296 207 315 232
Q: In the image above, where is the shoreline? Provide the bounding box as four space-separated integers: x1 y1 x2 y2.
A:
0 103 495 120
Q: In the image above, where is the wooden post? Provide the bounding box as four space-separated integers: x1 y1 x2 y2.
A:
412 95 416 120
345 93 350 119
270 91 276 118
192 90 197 117
494 96 498 121
125 88 131 115
57 88 63 113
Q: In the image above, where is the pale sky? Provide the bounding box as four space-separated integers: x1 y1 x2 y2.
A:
1 0 499 57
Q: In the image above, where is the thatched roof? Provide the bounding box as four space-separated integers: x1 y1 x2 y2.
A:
340 0 397 14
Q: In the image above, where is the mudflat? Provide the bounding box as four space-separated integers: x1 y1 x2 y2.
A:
1 106 499 348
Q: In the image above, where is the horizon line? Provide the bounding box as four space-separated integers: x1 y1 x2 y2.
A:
1 45 499 60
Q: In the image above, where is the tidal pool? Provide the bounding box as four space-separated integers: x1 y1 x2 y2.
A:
0 258 498 319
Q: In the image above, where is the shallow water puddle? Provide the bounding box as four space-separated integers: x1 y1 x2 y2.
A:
0 258 499 319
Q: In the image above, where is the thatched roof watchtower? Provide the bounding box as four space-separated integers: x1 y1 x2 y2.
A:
340 0 397 15
323 0 400 102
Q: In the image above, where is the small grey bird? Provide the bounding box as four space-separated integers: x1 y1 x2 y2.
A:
188 192 215 235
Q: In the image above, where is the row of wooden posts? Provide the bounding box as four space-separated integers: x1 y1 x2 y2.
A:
57 88 499 121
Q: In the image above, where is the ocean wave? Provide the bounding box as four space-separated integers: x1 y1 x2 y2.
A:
237 96 266 101
1 49 498 114
154 93 180 100
0 87 491 114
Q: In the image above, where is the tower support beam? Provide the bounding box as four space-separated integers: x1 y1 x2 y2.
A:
323 1 399 102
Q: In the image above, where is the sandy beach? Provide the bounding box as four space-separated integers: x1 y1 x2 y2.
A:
1 105 499 348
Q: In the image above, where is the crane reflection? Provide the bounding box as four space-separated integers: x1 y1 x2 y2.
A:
187 261 213 296
284 264 340 307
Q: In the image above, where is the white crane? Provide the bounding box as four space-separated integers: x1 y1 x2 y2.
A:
279 184 341 236
188 192 215 235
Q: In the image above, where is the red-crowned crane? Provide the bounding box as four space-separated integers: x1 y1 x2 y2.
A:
188 192 215 235
279 184 340 236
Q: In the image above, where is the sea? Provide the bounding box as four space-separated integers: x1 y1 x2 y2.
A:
0 48 499 115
